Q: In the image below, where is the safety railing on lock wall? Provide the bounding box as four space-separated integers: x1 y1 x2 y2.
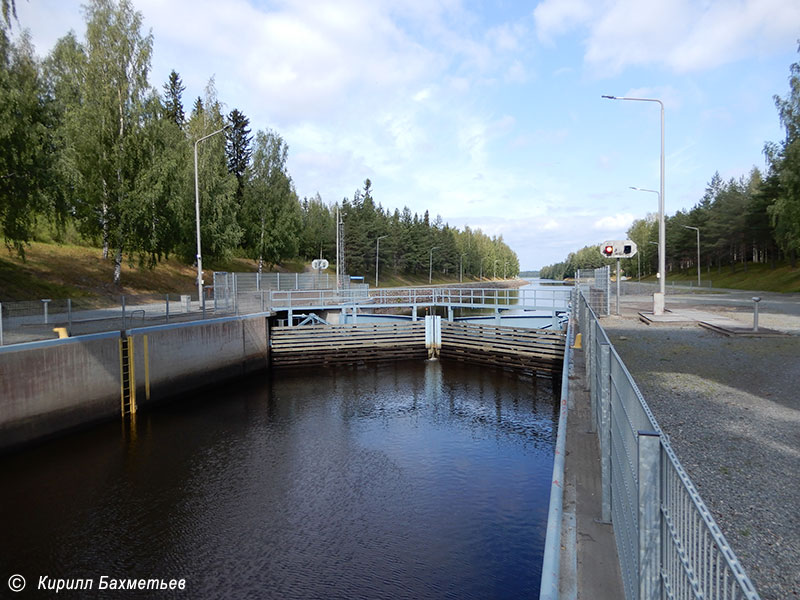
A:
575 266 611 316
576 289 760 600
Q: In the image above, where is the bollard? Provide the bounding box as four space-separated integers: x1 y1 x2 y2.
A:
752 297 761 332
42 298 51 324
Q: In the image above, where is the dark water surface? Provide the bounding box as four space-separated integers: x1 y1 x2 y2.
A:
1 360 557 599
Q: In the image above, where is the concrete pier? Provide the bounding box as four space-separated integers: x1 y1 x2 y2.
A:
0 314 269 452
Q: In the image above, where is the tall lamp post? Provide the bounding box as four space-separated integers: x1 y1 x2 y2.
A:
683 225 701 287
605 95 665 315
460 253 465 283
375 235 388 288
493 259 499 280
630 186 664 309
194 125 230 311
429 246 438 284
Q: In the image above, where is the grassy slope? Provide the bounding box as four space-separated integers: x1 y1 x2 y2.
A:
0 241 475 301
648 261 800 293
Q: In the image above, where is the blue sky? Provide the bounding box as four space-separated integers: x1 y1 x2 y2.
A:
14 0 800 270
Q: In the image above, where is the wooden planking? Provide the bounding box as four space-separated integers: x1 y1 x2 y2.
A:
441 322 564 356
271 322 426 367
440 321 565 375
270 320 566 374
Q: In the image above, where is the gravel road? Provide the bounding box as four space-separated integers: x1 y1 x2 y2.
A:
601 294 799 599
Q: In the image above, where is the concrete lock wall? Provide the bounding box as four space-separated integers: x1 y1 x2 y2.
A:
0 315 269 452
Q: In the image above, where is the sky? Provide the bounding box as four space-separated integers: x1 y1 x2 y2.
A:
12 0 800 270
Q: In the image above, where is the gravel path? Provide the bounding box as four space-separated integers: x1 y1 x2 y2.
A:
602 297 800 599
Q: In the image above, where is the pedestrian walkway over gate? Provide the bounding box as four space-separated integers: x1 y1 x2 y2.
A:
224 286 571 319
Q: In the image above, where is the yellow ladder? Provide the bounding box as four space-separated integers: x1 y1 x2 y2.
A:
119 334 137 418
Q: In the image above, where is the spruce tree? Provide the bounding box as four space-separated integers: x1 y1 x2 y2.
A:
163 69 185 128
226 108 252 204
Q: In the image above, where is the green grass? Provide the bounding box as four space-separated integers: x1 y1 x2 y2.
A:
0 240 511 301
641 260 800 293
0 241 272 301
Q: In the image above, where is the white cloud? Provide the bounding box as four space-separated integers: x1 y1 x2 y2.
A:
533 0 593 44
533 0 800 76
593 213 635 231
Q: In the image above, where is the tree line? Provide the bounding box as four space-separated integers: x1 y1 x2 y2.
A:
0 0 518 286
301 179 519 282
541 44 800 282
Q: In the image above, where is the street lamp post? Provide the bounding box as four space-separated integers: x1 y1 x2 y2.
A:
630 186 664 307
493 259 499 280
460 254 465 283
605 95 665 315
375 235 388 288
504 260 508 279
683 225 701 287
429 246 438 284
194 125 230 312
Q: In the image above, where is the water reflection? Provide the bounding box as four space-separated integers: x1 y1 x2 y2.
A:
0 360 557 599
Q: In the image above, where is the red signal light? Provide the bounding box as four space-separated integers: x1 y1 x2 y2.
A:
603 245 614 256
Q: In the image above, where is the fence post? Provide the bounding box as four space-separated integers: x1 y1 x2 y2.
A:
233 273 238 315
0 302 3 346
638 430 662 600
586 316 595 385
165 295 170 323
296 273 299 289
67 299 73 334
121 295 126 327
599 343 612 523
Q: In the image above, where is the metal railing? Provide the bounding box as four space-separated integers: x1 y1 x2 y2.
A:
0 294 209 346
576 266 611 316
577 289 760 600
265 286 571 311
212 271 369 314
213 270 338 292
0 285 571 346
539 291 574 599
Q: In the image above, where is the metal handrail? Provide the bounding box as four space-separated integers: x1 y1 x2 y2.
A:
577 290 760 600
538 300 574 599
266 287 571 311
